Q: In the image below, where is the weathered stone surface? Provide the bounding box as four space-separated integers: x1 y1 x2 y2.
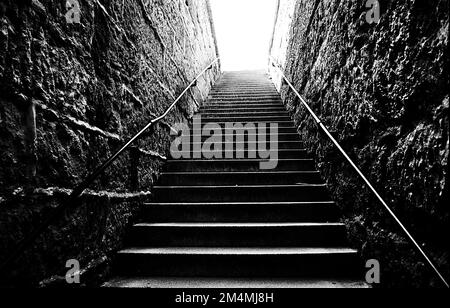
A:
0 0 219 286
0 188 151 287
270 0 448 287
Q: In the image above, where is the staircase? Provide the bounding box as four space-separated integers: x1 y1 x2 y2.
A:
104 71 367 288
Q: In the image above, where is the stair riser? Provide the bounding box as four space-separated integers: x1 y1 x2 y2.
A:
179 141 303 150
209 99 282 103
203 102 284 107
210 96 281 100
128 225 348 247
211 91 278 94
190 128 299 136
215 83 274 86
114 253 361 278
213 89 276 92
189 122 296 129
202 112 288 117
164 160 316 172
204 104 284 108
191 128 298 135
201 116 292 122
193 133 300 142
200 108 287 113
209 96 280 99
142 203 339 222
211 92 278 95
212 90 276 93
170 150 307 160
153 186 330 202
158 171 321 186
214 83 275 85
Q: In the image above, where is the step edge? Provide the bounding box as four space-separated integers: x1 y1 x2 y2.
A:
153 184 327 189
144 201 335 206
117 247 359 256
133 222 346 228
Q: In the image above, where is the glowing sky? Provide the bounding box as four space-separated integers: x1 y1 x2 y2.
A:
210 0 278 71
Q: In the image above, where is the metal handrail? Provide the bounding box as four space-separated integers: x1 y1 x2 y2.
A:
268 56 449 288
0 57 220 275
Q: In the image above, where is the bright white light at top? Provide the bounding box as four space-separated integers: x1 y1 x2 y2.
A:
210 0 278 71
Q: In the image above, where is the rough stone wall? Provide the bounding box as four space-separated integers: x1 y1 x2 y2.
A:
270 0 448 287
269 0 296 90
0 0 220 286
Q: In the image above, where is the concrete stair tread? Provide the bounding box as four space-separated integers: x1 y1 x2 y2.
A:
103 277 369 288
146 201 334 206
205 103 283 106
153 184 327 189
210 94 280 97
164 160 317 172
181 149 306 154
134 222 344 228
200 110 287 113
118 247 358 255
161 171 319 175
192 120 293 124
141 201 339 223
190 133 300 139
166 159 313 163
208 99 282 102
201 112 288 115
188 141 302 144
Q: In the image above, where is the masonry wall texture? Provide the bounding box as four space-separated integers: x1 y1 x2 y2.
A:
270 0 449 287
0 0 220 286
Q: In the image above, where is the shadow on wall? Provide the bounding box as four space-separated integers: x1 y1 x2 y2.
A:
269 0 449 287
0 0 220 286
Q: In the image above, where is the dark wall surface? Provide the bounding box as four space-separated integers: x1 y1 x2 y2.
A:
0 0 220 286
270 0 448 287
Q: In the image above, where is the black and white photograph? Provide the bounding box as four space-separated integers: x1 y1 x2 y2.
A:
0 0 448 299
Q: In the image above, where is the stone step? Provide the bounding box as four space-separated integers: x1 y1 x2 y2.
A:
126 223 349 247
209 97 282 102
164 158 316 172
201 115 292 122
142 201 339 222
191 132 301 142
114 247 361 278
210 95 281 100
211 90 278 95
103 277 369 288
158 171 322 186
200 107 287 113
214 87 276 90
190 127 299 135
152 184 330 202
201 111 288 116
190 121 296 128
185 140 303 149
214 84 275 87
215 83 274 87
211 90 278 93
202 103 285 109
169 149 307 160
